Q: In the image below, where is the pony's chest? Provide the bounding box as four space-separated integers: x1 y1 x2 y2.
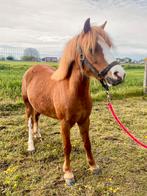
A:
65 98 92 122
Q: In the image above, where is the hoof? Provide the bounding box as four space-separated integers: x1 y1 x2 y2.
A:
39 137 43 142
64 171 75 186
34 133 42 140
92 167 102 175
27 146 35 152
65 178 75 186
90 165 101 175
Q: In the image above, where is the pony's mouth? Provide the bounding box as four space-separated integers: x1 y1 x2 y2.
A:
105 77 123 86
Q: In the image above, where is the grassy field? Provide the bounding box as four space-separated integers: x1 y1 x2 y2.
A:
0 61 147 195
0 61 144 102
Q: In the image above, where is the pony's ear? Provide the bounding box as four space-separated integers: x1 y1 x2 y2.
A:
101 21 107 29
83 18 91 33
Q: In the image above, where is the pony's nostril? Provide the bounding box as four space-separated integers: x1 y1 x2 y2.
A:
114 71 119 77
114 71 122 80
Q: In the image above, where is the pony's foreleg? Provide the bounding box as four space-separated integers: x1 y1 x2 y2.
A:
78 118 100 174
61 120 75 186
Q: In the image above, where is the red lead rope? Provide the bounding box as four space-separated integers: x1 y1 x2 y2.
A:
107 102 147 149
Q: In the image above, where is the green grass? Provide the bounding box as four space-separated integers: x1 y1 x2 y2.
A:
0 61 58 102
0 61 147 195
0 61 144 102
91 64 144 101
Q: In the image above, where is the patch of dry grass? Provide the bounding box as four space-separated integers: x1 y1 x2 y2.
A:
0 97 147 195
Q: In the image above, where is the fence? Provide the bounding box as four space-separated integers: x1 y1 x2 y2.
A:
144 58 147 94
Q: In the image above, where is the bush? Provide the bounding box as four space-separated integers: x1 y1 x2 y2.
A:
21 56 36 61
6 56 15 61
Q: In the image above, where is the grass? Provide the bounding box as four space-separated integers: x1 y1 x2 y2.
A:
90 64 144 101
0 61 144 102
0 61 147 195
0 61 58 102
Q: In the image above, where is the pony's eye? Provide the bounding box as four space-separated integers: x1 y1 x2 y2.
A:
89 48 93 54
95 43 101 52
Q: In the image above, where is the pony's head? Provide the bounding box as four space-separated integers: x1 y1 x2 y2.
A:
52 18 126 86
76 18 125 86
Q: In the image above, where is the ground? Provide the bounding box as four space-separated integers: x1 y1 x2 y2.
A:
0 97 147 195
0 61 147 195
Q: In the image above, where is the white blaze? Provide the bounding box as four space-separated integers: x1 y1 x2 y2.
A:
98 37 125 80
98 38 115 64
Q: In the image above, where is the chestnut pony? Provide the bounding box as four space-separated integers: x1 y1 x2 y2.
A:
22 18 125 185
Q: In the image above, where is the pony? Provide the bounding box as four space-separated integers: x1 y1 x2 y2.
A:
22 18 125 186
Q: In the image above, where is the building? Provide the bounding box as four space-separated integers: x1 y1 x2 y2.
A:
42 57 58 62
116 57 132 64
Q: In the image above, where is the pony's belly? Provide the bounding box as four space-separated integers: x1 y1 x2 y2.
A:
42 109 57 119
28 94 57 119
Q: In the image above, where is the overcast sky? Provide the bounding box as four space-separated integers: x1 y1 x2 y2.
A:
0 0 147 59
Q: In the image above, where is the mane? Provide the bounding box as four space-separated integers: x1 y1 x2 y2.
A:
51 26 113 81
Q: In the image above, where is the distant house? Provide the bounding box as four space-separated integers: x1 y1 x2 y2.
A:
42 57 58 62
116 57 132 64
116 58 122 63
124 57 132 63
138 60 144 64
132 60 138 64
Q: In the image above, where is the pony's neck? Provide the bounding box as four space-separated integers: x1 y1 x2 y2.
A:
69 62 90 96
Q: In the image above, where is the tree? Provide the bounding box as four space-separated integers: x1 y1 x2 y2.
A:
6 56 14 61
21 56 35 61
23 48 40 59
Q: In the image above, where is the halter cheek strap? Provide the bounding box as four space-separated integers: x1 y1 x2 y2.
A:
78 46 118 90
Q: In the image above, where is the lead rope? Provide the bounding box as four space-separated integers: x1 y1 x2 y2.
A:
106 90 147 149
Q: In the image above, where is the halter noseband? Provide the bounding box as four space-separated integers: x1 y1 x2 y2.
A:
78 46 118 91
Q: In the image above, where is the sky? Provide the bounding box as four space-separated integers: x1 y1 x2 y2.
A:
0 0 147 60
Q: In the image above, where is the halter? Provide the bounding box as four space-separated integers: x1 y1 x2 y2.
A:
78 46 118 91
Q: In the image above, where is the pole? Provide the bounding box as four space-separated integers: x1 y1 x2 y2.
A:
144 58 147 94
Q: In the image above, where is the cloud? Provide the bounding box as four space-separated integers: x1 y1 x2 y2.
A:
0 0 147 59
38 35 70 43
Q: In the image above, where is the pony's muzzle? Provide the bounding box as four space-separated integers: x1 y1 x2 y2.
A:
105 77 123 86
106 64 126 86
111 64 126 80
114 71 126 81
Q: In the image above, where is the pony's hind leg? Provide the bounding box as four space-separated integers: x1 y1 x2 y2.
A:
23 97 35 152
28 116 35 152
33 112 42 141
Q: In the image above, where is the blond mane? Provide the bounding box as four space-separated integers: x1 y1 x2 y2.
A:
51 26 112 81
